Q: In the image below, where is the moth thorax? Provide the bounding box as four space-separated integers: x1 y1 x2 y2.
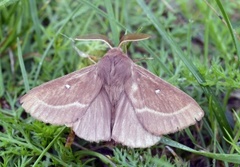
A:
98 49 132 86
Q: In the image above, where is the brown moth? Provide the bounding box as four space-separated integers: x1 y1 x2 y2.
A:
20 34 204 148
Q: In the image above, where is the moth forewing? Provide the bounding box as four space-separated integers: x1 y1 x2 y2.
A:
125 64 204 135
20 65 103 125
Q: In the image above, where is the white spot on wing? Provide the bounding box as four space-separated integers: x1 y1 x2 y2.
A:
65 84 71 89
131 83 138 92
155 89 161 94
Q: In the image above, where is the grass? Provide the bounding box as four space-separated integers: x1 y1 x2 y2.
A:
0 0 240 166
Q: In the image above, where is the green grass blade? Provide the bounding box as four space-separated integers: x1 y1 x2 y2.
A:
78 150 117 167
104 0 119 45
0 59 4 97
32 127 66 167
17 38 30 92
0 0 19 9
160 137 240 164
33 5 83 84
80 0 126 34
215 0 240 65
29 0 43 52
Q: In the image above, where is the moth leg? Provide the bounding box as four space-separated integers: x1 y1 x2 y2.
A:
65 128 75 148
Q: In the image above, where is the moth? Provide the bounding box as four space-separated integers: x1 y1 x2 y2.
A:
20 34 204 148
